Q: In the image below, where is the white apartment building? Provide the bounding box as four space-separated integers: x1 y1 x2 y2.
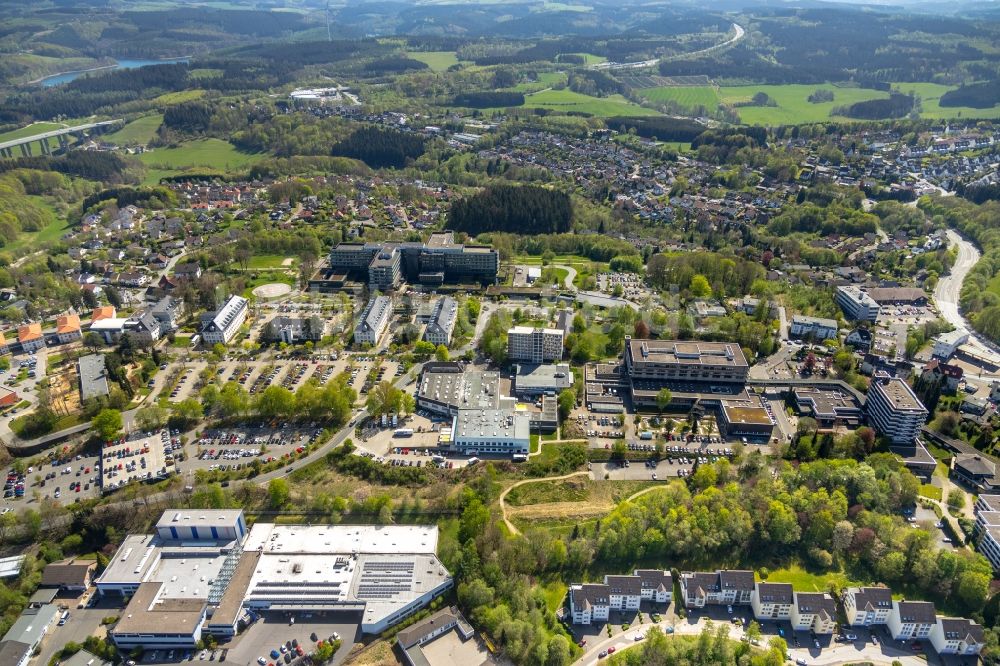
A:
842 586 893 626
679 570 755 608
423 296 458 347
836 286 880 322
569 584 610 625
605 576 642 613
933 328 969 359
354 295 393 346
199 295 248 346
569 570 671 624
789 315 838 341
791 592 837 634
887 600 937 640
974 495 1000 570
507 326 564 363
929 617 986 656
866 375 928 445
751 582 794 621
635 569 672 603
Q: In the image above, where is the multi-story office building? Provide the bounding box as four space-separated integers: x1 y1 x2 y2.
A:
354 295 393 346
624 337 749 384
836 286 881 322
842 587 893 626
449 408 530 456
507 326 564 363
887 600 937 640
751 582 794 621
789 315 838 341
866 374 928 444
424 297 458 347
327 232 499 289
368 246 401 292
199 295 248 346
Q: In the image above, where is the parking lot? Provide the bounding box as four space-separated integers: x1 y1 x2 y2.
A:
100 429 177 493
189 426 323 474
220 610 357 666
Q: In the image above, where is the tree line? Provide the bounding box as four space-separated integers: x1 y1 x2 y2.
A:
453 92 526 108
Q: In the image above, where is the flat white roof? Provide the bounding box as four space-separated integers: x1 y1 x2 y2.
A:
243 524 438 555
156 510 244 531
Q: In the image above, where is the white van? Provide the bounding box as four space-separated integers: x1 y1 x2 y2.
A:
58 610 70 626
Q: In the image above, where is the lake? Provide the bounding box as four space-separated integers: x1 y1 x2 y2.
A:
40 57 190 87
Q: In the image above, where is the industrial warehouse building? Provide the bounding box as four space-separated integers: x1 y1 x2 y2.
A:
98 510 453 650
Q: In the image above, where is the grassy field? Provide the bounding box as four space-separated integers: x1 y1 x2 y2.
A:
151 89 205 105
7 200 68 253
764 564 855 592
633 81 1000 124
507 478 590 506
106 114 162 145
541 581 568 613
895 82 1000 120
407 51 461 71
721 84 890 125
520 89 659 117
138 139 264 184
246 255 295 269
637 85 720 110
563 53 607 65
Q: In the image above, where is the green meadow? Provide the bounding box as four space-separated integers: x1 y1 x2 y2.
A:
407 51 462 71
521 89 659 116
637 85 721 110
138 138 264 184
106 114 163 145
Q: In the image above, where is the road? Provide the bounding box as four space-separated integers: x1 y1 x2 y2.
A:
934 229 1000 366
553 264 578 291
594 23 744 70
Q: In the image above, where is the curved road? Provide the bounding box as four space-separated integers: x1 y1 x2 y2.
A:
934 229 1000 365
595 23 745 70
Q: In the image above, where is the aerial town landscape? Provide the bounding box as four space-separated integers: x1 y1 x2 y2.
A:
2 1 1000 666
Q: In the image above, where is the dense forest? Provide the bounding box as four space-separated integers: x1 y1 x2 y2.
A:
840 93 914 120
449 184 572 235
605 116 705 141
453 92 526 108
330 126 427 169
940 80 1000 109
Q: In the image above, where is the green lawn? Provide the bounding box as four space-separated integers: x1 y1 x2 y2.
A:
541 581 568 613
106 114 163 145
138 139 264 184
506 478 589 506
919 483 943 501
764 564 855 592
562 53 606 65
152 90 206 105
246 255 295 269
637 85 721 110
520 89 659 117
407 51 461 71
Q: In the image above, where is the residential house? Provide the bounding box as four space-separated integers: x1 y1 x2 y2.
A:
123 311 161 346
116 272 149 288
921 359 963 393
174 263 202 281
751 582 794 621
842 587 893 626
55 314 82 344
887 600 937 640
844 328 873 351
952 454 998 492
929 617 985 656
41 558 97 591
150 296 184 335
790 315 838 341
791 592 837 634
17 323 43 352
91 306 117 323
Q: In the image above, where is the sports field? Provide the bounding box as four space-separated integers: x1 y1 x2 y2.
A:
106 114 162 145
138 138 264 184
521 89 658 116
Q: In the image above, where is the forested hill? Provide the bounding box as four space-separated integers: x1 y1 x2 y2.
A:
449 185 572 236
